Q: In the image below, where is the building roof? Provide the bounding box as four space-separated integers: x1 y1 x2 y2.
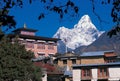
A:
34 62 56 72
104 52 117 57
72 62 120 68
8 34 60 41
12 28 38 32
34 62 63 75
80 50 114 57
56 52 79 58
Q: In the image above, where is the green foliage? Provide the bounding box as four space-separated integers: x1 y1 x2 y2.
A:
38 0 79 20
107 25 120 38
0 36 42 81
99 0 120 37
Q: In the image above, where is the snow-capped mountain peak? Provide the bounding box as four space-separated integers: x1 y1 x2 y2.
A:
53 15 104 53
79 15 91 23
75 15 96 30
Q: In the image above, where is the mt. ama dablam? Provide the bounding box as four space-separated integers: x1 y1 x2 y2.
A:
53 15 104 53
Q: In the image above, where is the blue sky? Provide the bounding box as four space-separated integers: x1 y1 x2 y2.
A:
9 0 114 37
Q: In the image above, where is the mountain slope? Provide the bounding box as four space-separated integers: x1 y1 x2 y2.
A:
75 32 120 56
53 15 104 53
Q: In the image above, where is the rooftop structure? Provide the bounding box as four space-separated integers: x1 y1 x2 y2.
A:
55 50 119 81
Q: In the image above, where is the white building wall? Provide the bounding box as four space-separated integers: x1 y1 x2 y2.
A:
72 66 120 81
108 67 120 81
91 68 97 81
73 69 81 81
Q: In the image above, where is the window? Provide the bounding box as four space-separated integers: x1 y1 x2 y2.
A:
48 43 54 50
72 59 76 64
38 53 45 58
63 60 67 64
103 68 107 76
25 42 34 48
98 68 108 77
54 59 58 64
83 69 91 77
106 59 115 63
37 43 45 49
82 69 91 78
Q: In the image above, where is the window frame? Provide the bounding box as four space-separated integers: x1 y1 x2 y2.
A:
82 68 91 79
37 42 45 49
72 59 76 64
63 60 67 64
98 67 108 77
25 41 34 48
48 43 54 50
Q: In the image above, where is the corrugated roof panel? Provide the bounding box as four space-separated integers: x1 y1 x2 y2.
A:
80 51 104 57
80 50 115 57
72 62 120 67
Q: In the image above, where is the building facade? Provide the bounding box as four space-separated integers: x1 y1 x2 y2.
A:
72 50 120 81
55 52 80 69
73 62 120 81
54 52 80 81
9 25 59 59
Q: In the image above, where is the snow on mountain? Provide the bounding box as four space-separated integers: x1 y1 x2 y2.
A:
53 15 104 53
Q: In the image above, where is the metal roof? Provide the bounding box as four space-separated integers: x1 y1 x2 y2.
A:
72 62 120 68
80 50 114 57
8 34 60 41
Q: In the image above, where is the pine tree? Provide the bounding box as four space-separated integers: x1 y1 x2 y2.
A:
0 36 42 81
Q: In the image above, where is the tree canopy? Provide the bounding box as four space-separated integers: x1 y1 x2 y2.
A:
0 0 120 37
0 36 42 81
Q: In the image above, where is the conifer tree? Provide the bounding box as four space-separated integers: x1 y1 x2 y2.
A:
0 36 42 81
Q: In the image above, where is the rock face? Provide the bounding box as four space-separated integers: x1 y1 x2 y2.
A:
53 15 104 53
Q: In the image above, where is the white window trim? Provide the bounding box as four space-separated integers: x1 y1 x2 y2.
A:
48 41 55 44
26 39 35 42
37 40 46 43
